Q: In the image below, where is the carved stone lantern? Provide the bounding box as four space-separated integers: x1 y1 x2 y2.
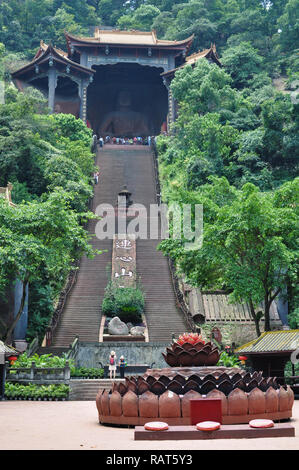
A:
117 185 132 209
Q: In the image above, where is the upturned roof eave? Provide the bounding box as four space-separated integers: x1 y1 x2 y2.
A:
235 329 299 355
161 48 222 78
12 43 95 78
236 349 295 356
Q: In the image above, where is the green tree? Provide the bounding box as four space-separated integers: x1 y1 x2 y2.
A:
261 92 294 167
221 41 263 88
159 177 299 336
49 113 92 147
0 191 98 343
276 0 299 52
117 5 161 30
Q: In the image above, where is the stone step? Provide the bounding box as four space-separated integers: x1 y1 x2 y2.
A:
69 379 125 401
51 146 190 347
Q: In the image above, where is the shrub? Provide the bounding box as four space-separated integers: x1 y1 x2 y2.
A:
70 367 104 378
4 383 69 400
101 281 145 324
50 113 92 147
217 351 241 367
11 352 74 369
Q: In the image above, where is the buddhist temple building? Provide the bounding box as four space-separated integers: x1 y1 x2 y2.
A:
12 28 221 136
236 329 299 391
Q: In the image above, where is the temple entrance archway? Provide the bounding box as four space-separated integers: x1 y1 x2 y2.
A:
86 63 168 137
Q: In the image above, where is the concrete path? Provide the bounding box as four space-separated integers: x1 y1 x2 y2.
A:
0 400 298 450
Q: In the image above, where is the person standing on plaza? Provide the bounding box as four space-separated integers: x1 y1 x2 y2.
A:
109 351 117 379
119 355 127 378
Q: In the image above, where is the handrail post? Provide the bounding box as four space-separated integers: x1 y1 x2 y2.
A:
30 362 36 381
64 361 70 382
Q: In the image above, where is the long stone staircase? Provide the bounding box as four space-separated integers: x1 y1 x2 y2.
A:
47 144 189 347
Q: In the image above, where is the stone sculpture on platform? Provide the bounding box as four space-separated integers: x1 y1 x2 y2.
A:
108 317 129 336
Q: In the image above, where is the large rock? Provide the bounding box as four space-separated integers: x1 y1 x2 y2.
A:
108 317 129 335
130 326 145 336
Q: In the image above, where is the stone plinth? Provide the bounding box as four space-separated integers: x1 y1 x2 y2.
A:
96 366 294 426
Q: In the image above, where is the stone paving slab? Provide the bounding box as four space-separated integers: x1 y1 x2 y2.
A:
0 400 298 450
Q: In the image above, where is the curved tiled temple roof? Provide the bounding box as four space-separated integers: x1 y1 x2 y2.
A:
65 29 194 49
12 42 95 80
35 40 68 59
12 30 221 85
236 330 299 354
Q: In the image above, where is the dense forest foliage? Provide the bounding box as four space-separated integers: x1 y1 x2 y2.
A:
0 88 99 343
0 0 298 77
0 0 298 340
155 32 298 333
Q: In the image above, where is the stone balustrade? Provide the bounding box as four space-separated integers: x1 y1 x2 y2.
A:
6 362 71 384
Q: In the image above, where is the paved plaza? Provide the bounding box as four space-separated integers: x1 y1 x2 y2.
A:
0 399 298 451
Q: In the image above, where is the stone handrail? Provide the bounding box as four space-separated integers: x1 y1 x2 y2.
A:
27 337 39 357
66 335 80 361
6 361 71 384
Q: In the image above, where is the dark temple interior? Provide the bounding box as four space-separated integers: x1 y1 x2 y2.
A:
86 63 168 137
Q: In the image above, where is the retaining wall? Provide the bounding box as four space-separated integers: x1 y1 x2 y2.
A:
76 341 169 369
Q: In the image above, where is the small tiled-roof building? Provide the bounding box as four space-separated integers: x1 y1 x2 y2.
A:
183 286 282 346
0 341 18 398
236 330 299 385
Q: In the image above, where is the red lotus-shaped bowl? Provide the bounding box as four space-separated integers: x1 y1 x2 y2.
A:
162 334 220 367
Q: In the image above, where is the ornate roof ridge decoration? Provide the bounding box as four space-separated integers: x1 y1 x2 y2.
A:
236 329 299 354
38 40 68 58
12 42 95 79
65 29 194 48
161 44 222 77
186 43 220 62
